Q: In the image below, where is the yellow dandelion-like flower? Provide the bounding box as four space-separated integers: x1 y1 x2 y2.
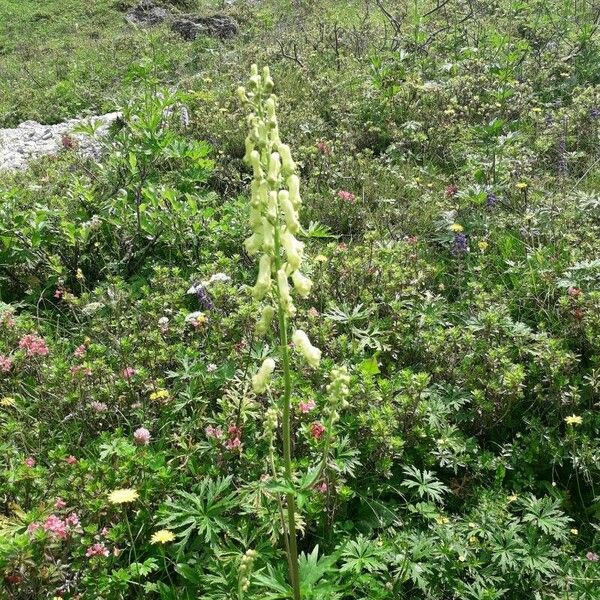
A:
515 182 528 190
564 415 583 426
507 494 518 503
478 240 489 251
1 396 16 407
435 516 450 525
76 268 85 280
469 536 478 544
108 488 139 505
150 529 176 544
314 255 328 263
570 528 578 535
458 555 466 562
149 389 170 402
449 223 464 233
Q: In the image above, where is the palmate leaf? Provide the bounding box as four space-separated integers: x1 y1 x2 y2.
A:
158 476 237 550
340 535 388 574
517 495 571 541
401 465 449 504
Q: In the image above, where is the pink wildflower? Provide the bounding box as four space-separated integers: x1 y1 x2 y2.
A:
310 422 325 440
1 311 15 328
54 498 67 509
121 367 135 379
66 455 77 465
133 427 151 446
86 542 109 558
587 551 599 561
316 141 330 155
568 286 582 299
91 401 108 413
66 512 80 528
70 365 92 377
24 456 36 468
54 288 64 299
205 425 223 439
445 184 459 197
315 482 328 493
299 400 316 414
27 522 41 535
101 527 109 536
18 334 49 357
228 424 241 437
307 307 320 318
73 344 86 358
122 367 136 379
337 190 355 202
43 515 68 539
226 437 242 450
0 355 12 373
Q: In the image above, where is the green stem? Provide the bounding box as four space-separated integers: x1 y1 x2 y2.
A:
272 204 301 600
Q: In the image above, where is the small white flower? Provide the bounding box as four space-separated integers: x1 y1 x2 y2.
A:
207 363 217 373
208 273 231 285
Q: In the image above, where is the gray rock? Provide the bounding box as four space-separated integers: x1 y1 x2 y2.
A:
125 0 169 26
171 15 238 40
125 1 238 40
0 112 121 172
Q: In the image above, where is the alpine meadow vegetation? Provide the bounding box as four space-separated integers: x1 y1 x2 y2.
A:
1 1 600 599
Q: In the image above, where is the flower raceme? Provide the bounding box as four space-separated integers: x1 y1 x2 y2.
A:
237 65 318 347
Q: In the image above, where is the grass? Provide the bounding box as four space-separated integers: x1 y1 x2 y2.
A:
0 0 211 127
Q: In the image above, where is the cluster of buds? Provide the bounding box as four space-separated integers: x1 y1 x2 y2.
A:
324 366 350 425
239 548 258 593
239 64 321 382
263 407 279 447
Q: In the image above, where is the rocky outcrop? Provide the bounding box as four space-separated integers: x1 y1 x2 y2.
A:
0 113 120 172
125 1 238 40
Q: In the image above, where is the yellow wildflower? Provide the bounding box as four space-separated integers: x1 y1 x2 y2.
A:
1 397 16 407
108 488 139 505
76 268 85 280
449 223 464 233
515 182 528 190
150 529 176 544
436 516 449 525
458 555 466 562
478 240 488 251
507 494 518 503
314 255 328 263
564 415 583 426
570 528 578 535
150 389 170 402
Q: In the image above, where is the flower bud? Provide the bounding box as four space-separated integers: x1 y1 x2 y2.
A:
249 207 262 228
281 230 304 270
278 144 296 175
288 174 302 208
256 305 275 336
277 269 296 316
252 358 275 393
267 191 278 220
252 254 272 300
291 270 312 298
267 152 281 185
244 230 263 256
262 217 274 253
279 191 300 233
244 136 255 164
292 330 321 368
250 150 262 179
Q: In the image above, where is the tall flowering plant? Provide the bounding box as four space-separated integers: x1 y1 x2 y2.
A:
237 66 349 599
